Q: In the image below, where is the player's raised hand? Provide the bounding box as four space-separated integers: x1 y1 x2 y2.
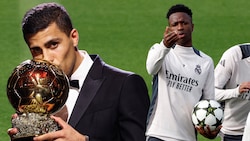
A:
163 26 179 48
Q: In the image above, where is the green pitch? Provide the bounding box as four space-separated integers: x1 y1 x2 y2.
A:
1 0 250 140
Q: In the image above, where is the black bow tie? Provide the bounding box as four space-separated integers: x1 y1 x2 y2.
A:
70 80 79 89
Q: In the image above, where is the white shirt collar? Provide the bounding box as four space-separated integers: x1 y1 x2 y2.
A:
70 50 93 90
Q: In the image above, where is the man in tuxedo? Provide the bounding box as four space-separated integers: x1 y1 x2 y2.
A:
8 2 150 141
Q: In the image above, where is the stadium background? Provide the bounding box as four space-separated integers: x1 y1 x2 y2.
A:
1 0 250 140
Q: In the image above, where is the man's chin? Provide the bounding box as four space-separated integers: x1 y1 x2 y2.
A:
176 40 191 47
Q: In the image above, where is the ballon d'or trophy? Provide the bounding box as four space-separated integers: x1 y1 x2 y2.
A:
7 59 69 141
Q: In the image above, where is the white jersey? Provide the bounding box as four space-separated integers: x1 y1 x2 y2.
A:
242 112 250 141
215 43 250 135
146 41 215 141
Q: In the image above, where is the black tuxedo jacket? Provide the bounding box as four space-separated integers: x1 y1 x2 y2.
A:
68 55 150 141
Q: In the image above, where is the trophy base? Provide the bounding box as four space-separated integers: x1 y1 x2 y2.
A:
12 136 34 141
12 112 61 140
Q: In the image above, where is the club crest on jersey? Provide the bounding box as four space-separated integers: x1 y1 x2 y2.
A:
195 65 201 75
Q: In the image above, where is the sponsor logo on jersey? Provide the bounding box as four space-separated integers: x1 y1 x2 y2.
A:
165 69 199 92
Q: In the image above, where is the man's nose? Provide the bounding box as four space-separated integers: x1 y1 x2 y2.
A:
41 50 53 63
177 23 184 29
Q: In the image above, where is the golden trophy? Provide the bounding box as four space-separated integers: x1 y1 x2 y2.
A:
7 59 69 141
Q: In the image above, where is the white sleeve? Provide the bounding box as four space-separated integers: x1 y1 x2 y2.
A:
243 112 250 141
146 41 170 75
202 58 215 100
215 87 239 101
214 47 240 101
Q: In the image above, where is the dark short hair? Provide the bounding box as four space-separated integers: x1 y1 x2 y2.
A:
166 4 192 19
22 2 73 44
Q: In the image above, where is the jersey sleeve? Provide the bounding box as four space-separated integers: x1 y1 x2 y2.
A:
214 46 240 101
146 40 170 75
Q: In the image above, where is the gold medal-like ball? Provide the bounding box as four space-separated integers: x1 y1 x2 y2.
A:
7 59 69 114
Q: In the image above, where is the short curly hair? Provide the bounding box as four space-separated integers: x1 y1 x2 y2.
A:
166 4 192 19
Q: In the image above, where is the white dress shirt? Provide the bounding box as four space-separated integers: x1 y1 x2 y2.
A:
65 50 93 122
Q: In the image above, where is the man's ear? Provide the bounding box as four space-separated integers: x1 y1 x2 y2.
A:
70 29 79 47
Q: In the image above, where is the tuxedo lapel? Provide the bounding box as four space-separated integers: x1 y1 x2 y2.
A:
68 55 105 127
